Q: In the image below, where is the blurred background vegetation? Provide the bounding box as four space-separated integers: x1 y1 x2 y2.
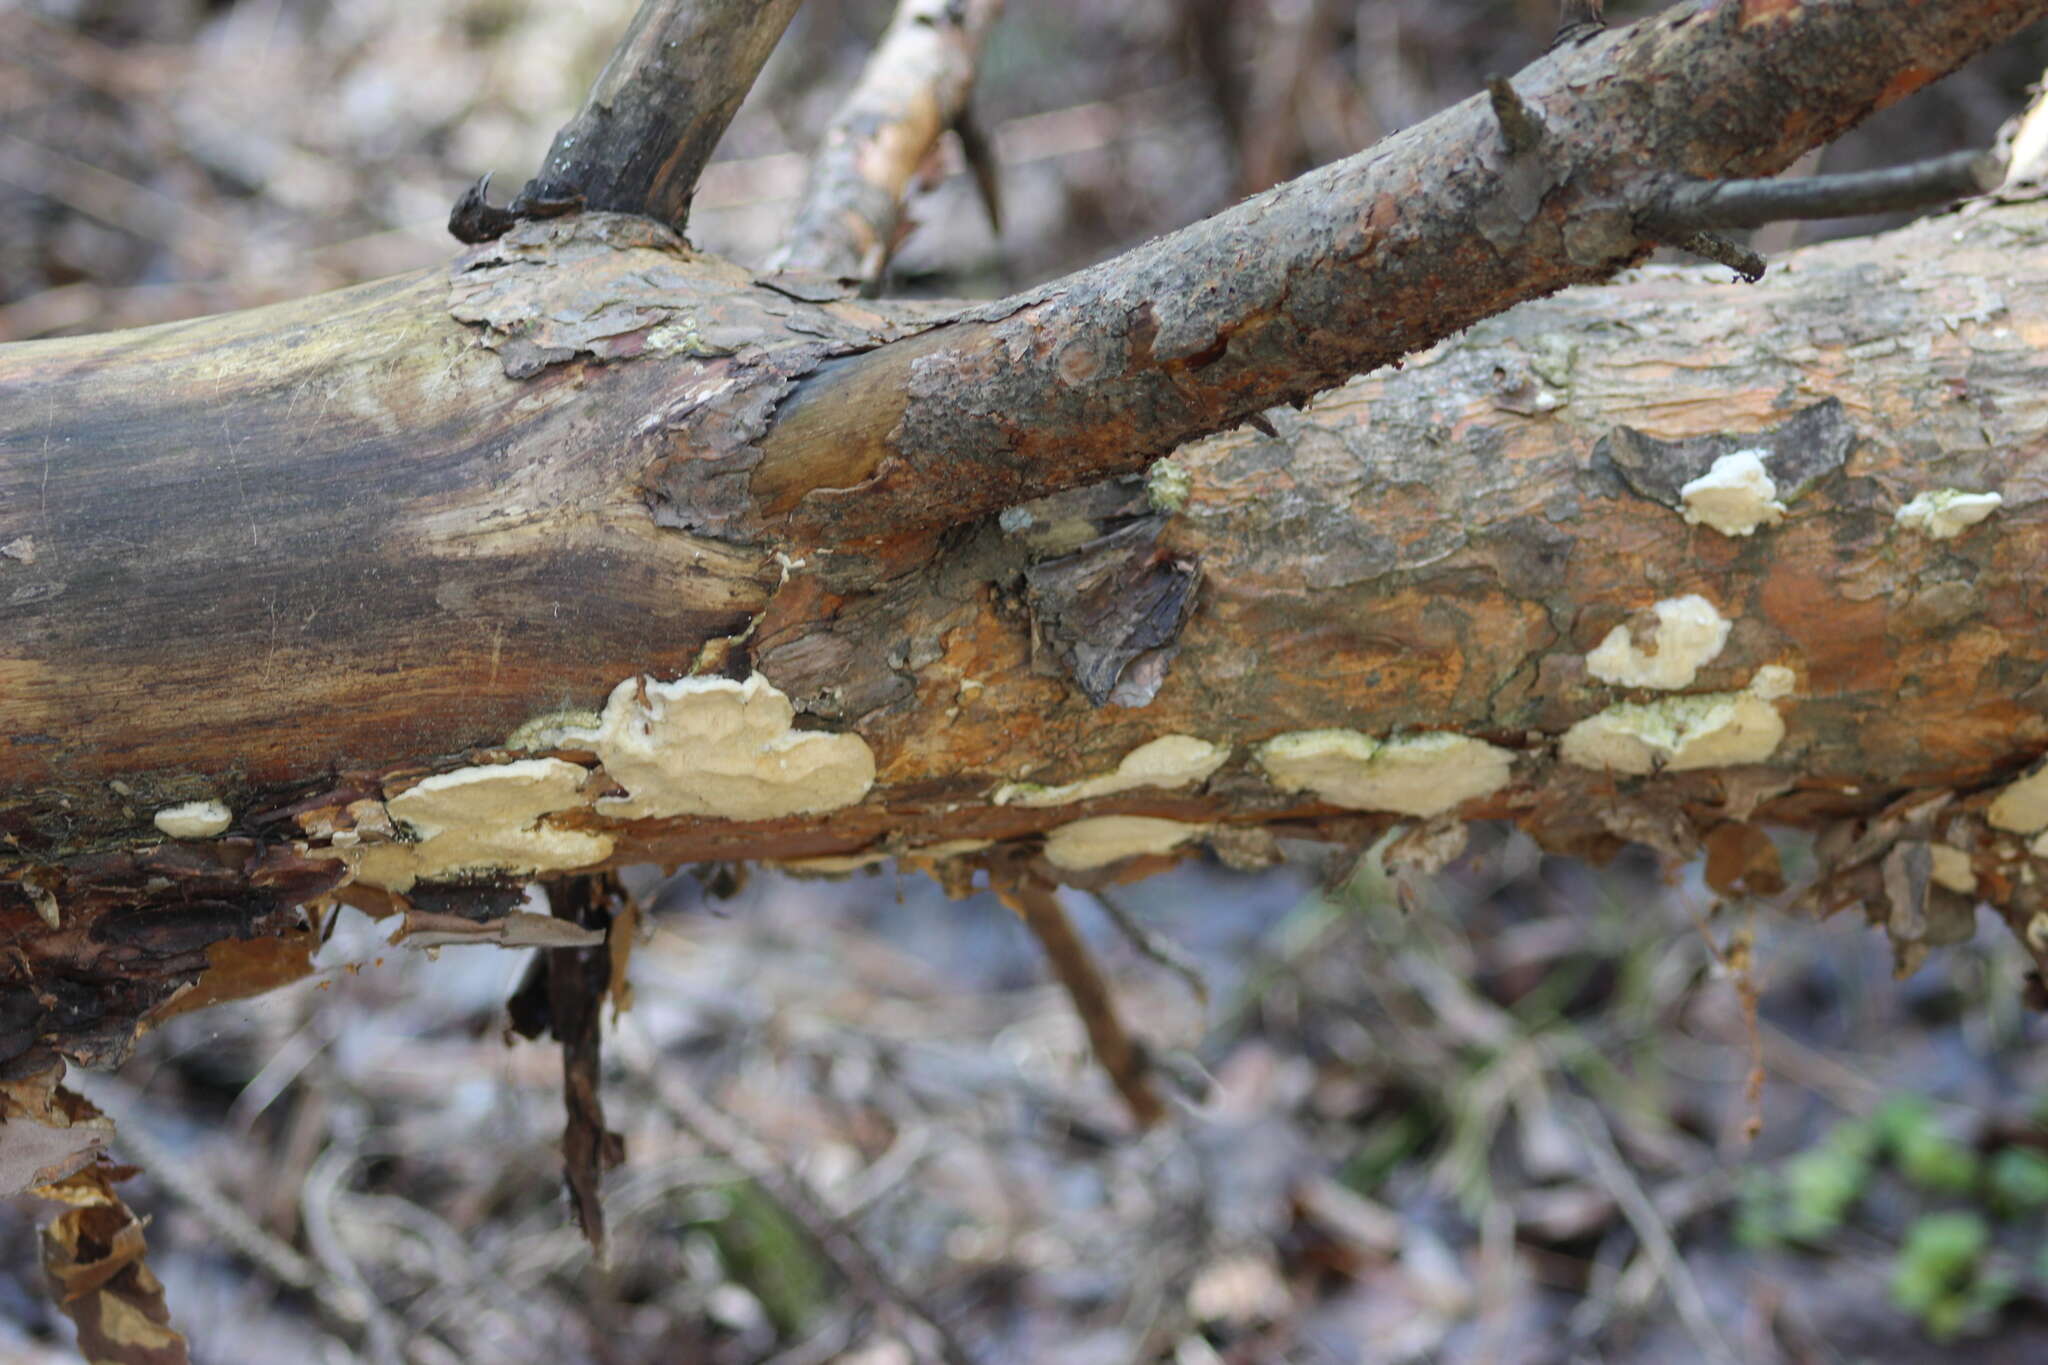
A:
7 2 2048 1362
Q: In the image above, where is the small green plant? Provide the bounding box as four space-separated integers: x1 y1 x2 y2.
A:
1340 1107 1434 1194
1873 1096 1979 1195
1782 1124 1876 1241
1735 1121 1875 1247
1891 1212 2014 1342
1988 1146 2048 1213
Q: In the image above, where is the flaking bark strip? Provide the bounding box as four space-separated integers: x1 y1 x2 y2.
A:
1022 517 1201 706
1594 398 1855 510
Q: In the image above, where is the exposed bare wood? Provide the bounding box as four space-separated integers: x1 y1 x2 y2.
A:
770 0 1006 284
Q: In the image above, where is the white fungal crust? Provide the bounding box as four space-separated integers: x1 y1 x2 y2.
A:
1989 762 2048 834
1042 815 1208 871
1895 489 2002 540
1255 730 1514 817
1561 668 1792 775
505 708 604 752
1585 594 1730 691
153 799 231 840
1680 450 1786 537
995 735 1230 807
566 674 876 821
1930 845 1978 896
345 757 614 892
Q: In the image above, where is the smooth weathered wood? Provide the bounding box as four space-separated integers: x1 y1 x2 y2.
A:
0 262 778 799
770 0 1006 283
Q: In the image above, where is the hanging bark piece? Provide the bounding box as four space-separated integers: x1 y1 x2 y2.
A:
0 1061 113 1197
39 1163 190 1365
1023 516 1201 706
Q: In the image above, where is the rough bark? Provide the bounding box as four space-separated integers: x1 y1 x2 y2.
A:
3 0 2048 1077
750 0 2048 547
7 196 2048 1070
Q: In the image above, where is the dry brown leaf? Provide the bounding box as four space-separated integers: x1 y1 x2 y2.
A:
1703 821 1785 895
39 1165 189 1364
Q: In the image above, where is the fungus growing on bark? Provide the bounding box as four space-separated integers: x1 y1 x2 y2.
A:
1585 594 1730 691
1255 730 1515 817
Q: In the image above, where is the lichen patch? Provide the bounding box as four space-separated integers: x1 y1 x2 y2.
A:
153 798 232 840
1585 594 1730 691
1256 730 1514 817
1147 457 1193 513
995 735 1229 807
566 673 875 821
1043 816 1208 871
1680 450 1785 537
1895 489 2002 540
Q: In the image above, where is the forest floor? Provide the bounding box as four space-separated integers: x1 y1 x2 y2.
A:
7 2 2048 1362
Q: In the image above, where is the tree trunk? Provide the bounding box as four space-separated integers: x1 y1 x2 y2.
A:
3 0 2047 1078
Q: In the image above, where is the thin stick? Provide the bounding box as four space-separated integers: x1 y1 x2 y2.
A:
1558 0 1604 30
646 1065 978 1365
1652 228 1765 282
1552 0 1604 48
1090 886 1209 1010
770 0 1006 283
1004 876 1166 1129
1485 76 1546 157
1561 1096 1737 1365
1645 151 2000 233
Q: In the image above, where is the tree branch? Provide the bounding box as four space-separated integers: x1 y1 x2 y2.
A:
769 0 1006 285
6 194 2048 1073
5 2 2048 1082
751 0 2046 546
456 0 804 239
1642 150 2002 235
